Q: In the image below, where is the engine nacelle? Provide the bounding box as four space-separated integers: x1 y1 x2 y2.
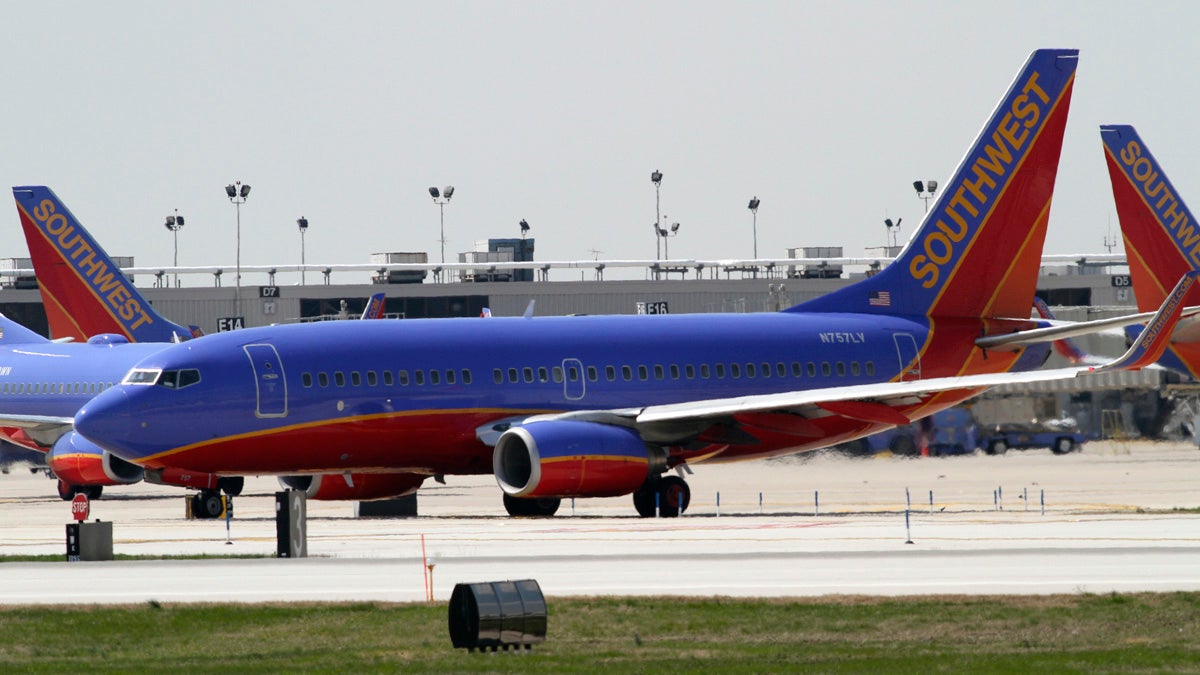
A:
278 472 426 501
494 420 661 498
48 431 143 487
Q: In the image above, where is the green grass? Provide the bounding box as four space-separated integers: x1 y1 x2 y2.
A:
1 593 1198 672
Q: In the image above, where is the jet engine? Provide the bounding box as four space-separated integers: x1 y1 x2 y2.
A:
48 431 143 496
493 420 664 498
278 472 426 501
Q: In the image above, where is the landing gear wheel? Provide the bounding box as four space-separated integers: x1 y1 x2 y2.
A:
57 480 75 501
657 475 691 518
84 485 103 500
218 476 245 496
632 483 658 518
192 491 224 519
502 493 561 517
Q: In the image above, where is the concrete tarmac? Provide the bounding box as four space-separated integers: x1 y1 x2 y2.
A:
1 440 1198 604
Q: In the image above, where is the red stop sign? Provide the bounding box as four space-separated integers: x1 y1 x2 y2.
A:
71 493 90 522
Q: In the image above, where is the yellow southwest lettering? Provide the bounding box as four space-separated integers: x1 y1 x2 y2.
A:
31 197 154 332
1119 139 1200 267
907 71 1051 289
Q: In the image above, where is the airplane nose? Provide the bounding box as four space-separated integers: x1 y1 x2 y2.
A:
74 388 134 455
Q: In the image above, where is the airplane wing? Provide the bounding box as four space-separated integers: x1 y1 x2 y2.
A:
975 307 1200 351
498 272 1194 441
0 413 74 447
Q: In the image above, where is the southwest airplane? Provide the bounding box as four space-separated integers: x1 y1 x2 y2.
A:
4 187 392 514
1102 124 1200 379
67 49 1189 517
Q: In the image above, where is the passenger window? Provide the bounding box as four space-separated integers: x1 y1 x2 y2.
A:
807 362 817 377
621 366 633 381
415 370 426 386
791 362 802 377
445 370 456 385
523 367 534 383
731 364 741 378
638 365 648 381
836 362 846 377
430 370 441 385
670 364 680 380
776 363 786 377
351 372 361 386
606 365 617 381
685 364 695 379
318 372 329 387
537 367 549 383
461 370 472 385
821 362 832 377
366 371 378 386
399 370 410 386
866 361 876 376
552 367 563 383
302 373 313 388
712 364 722 379
653 365 664 380
335 372 346 387
587 366 598 382
567 366 579 382
851 362 861 376
508 368 519 383
745 363 756 378
383 371 394 386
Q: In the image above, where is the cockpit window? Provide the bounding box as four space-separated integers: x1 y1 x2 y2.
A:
158 369 201 390
123 368 162 385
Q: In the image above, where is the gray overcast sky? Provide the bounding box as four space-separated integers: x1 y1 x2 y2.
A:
4 1 1197 284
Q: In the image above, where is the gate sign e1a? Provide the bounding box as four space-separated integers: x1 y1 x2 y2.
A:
218 316 245 332
637 301 669 315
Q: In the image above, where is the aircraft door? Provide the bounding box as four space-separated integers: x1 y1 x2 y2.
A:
893 333 921 381
562 358 585 400
244 343 288 417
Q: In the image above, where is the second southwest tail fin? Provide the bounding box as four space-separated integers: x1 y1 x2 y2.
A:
12 186 195 343
1101 125 1200 312
791 48 1078 319
1102 124 1200 379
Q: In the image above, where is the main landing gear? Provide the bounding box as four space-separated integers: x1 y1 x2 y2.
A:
57 480 102 501
190 477 245 520
632 475 691 518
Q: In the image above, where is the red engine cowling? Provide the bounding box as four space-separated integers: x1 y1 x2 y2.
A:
48 431 143 488
278 472 426 501
493 420 662 498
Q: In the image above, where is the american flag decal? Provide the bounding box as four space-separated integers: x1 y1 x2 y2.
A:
868 291 891 307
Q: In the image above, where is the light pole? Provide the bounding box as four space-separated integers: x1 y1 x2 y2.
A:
747 196 760 259
913 180 938 213
225 181 251 318
884 217 903 249
297 217 309 285
656 221 680 260
519 219 530 239
163 209 184 288
651 170 663 260
429 185 455 263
